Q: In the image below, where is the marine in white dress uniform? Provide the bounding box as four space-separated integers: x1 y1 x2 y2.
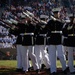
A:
34 21 50 69
46 9 67 75
62 15 75 74
21 20 39 73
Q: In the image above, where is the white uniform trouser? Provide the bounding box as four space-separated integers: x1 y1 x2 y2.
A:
67 47 75 72
35 45 50 69
16 45 30 71
48 45 66 73
16 45 22 69
22 46 39 71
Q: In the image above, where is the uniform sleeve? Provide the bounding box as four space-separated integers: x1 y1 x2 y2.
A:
62 23 68 37
34 25 40 36
9 27 20 36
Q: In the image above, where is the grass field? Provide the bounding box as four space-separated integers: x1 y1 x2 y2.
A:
0 60 17 68
0 60 75 68
0 60 75 75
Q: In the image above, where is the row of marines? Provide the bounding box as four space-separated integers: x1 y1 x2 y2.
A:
1 10 75 75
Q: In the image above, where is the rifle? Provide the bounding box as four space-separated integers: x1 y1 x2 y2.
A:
0 18 18 30
26 10 47 24
70 1 75 24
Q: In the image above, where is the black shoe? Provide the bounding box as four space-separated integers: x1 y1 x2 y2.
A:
65 67 70 72
16 68 23 72
63 68 69 74
70 71 75 74
21 71 25 74
36 69 40 73
51 72 57 75
28 67 34 71
46 68 50 72
35 69 40 75
41 64 46 69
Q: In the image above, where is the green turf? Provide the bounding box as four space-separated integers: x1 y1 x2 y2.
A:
0 60 75 75
0 60 75 68
57 60 75 68
0 60 17 68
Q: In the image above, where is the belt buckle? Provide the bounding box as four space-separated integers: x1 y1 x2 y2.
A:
25 33 27 35
71 34 73 36
55 30 56 33
72 34 74 36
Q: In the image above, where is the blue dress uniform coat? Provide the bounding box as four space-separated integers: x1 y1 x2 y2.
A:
35 23 47 45
9 23 25 44
15 23 26 45
62 23 75 47
46 19 64 45
22 23 35 46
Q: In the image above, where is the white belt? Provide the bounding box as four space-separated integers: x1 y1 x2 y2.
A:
20 33 34 36
24 33 34 35
20 33 24 36
51 31 62 33
68 34 75 36
39 34 46 36
64 37 67 39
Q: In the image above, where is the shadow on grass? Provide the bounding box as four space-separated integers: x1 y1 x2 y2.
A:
0 68 16 75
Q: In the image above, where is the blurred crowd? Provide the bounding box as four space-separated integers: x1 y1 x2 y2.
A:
0 26 16 48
